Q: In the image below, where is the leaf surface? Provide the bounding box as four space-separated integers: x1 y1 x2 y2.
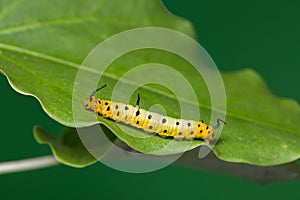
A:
0 0 299 166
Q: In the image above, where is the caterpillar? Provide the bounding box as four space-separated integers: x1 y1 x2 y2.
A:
83 84 225 143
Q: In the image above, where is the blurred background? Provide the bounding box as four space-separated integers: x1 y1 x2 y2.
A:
1 0 299 199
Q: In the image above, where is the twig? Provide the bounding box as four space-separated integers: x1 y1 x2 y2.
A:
0 155 59 175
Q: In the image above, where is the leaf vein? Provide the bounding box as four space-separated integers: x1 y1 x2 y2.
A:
0 15 96 35
0 0 24 22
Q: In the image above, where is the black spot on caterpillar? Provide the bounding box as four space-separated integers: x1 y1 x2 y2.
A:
83 84 226 142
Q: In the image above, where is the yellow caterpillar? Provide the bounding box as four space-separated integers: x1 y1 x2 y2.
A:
83 84 225 142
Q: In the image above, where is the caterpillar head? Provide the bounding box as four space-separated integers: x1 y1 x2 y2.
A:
83 95 97 111
83 84 107 112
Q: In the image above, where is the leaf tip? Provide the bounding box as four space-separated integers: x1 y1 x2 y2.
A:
33 126 55 144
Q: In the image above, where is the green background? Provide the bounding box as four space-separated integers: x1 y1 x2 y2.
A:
1 0 299 199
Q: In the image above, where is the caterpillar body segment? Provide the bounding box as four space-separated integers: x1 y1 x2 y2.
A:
83 85 224 142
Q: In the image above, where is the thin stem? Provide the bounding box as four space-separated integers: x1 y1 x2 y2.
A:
0 155 59 175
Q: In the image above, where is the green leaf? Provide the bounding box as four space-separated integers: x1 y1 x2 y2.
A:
33 125 116 167
1 0 300 166
214 69 300 165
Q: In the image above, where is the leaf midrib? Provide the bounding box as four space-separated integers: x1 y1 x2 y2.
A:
0 41 220 115
0 42 298 135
